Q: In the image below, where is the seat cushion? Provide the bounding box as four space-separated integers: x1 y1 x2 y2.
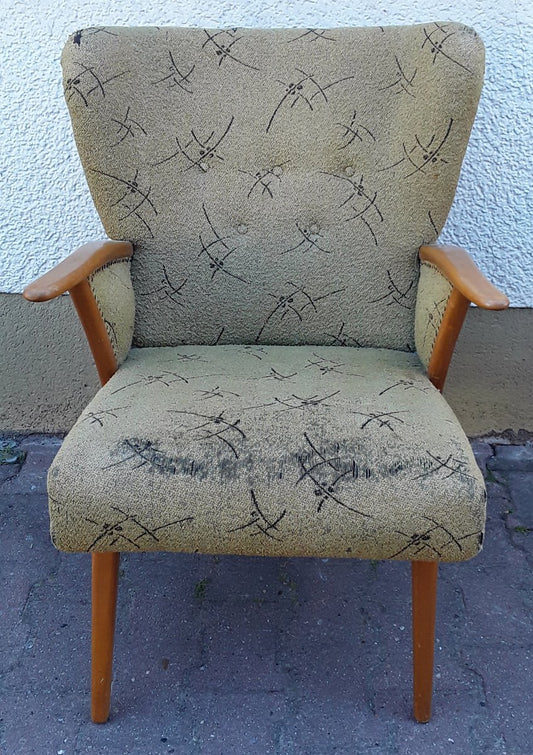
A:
48 346 486 561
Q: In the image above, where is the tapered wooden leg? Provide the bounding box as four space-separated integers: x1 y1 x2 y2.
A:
412 560 438 723
91 552 120 723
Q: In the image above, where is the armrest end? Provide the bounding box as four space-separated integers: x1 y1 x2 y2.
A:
419 244 509 310
23 240 133 302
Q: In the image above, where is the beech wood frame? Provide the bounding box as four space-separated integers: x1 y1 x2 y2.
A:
23 239 509 724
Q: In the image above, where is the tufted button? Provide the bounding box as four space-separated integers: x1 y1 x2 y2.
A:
309 223 319 235
237 224 248 235
344 166 354 177
200 161 209 172
272 165 283 176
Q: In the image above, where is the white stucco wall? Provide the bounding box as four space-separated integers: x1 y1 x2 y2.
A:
1 1 531 304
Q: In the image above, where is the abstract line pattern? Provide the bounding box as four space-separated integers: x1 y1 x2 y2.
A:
390 515 480 559
110 371 190 394
109 106 147 146
243 390 340 414
239 163 287 199
198 205 248 284
337 111 376 148
415 451 476 481
195 385 240 400
287 29 338 44
370 270 415 309
304 353 347 375
297 433 374 517
255 282 346 341
379 379 430 396
105 438 178 475
202 29 259 71
65 62 128 107
169 409 246 459
82 407 128 427
137 264 187 306
379 56 417 98
323 172 383 245
228 490 287 540
422 23 473 73
155 117 234 171
152 51 195 92
352 409 407 432
379 118 454 178
85 505 193 550
90 167 157 238
280 222 331 256
421 294 450 353
266 68 354 132
72 27 118 46
325 323 362 347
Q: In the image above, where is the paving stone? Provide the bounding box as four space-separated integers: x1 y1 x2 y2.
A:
182 691 290 755
290 696 396 754
187 603 288 693
506 472 533 528
0 435 61 494
470 439 494 475
487 443 533 471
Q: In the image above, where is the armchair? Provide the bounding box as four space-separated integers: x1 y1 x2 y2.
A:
23 23 508 724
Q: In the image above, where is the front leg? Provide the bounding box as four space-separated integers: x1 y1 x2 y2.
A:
91 552 120 723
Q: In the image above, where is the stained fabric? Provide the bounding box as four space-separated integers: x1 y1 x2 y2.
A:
48 346 485 561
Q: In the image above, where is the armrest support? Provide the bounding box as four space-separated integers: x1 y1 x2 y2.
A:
22 240 133 302
419 244 509 310
22 240 134 386
416 244 509 390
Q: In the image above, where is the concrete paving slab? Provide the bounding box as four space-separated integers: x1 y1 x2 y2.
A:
487 444 533 472
1 436 532 754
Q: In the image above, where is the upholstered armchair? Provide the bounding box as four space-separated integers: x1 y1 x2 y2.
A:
23 23 508 724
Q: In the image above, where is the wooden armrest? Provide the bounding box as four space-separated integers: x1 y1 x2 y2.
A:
419 244 509 310
22 240 133 302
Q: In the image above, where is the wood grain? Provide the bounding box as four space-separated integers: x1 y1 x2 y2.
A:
419 244 509 310
23 240 133 302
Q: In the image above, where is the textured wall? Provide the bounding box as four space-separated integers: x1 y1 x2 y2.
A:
0 1 531 304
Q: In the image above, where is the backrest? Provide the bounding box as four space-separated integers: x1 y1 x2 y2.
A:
62 24 484 349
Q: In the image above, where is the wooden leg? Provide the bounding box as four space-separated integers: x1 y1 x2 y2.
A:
412 560 438 723
91 552 120 723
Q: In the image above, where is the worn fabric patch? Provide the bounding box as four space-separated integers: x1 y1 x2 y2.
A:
48 345 486 561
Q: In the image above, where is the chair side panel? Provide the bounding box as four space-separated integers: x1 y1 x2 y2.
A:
62 24 484 348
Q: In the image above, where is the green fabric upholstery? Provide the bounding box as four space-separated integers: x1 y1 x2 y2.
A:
48 346 485 561
415 261 454 368
62 23 484 350
88 259 135 365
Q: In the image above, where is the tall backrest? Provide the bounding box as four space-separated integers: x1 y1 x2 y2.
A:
62 24 484 349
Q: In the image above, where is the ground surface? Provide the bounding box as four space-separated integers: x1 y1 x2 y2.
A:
0 436 532 755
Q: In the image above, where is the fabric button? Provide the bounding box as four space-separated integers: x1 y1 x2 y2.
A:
344 166 354 177
237 224 248 234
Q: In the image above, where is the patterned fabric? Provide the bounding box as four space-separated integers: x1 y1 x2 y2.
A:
48 346 486 561
88 259 135 365
415 261 454 368
62 24 484 351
